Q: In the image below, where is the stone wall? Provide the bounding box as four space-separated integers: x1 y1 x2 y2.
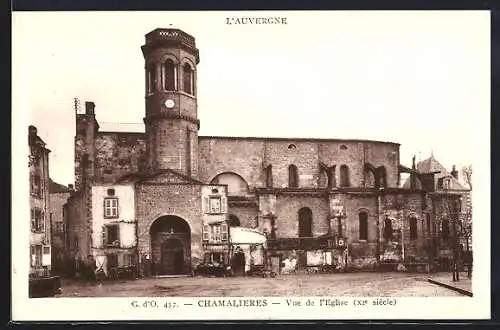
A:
198 137 400 189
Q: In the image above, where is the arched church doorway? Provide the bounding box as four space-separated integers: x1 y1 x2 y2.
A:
150 215 191 275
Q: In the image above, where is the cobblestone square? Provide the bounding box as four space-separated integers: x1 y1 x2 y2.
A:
56 273 466 298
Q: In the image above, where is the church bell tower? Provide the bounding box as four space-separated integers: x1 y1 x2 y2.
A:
141 28 200 178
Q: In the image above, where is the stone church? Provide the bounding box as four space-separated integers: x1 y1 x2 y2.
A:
65 28 464 276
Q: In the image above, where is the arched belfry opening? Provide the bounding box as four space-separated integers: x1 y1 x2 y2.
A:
149 215 191 275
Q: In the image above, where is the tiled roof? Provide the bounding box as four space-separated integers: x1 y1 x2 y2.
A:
49 179 71 193
401 155 467 191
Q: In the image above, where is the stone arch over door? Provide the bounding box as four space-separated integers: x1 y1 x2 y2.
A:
149 215 191 275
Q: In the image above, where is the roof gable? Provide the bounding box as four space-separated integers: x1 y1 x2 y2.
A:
415 155 467 191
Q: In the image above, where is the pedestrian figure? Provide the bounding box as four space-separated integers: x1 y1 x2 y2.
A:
86 255 97 284
231 247 246 276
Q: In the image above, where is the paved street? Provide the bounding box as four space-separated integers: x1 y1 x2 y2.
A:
55 272 464 297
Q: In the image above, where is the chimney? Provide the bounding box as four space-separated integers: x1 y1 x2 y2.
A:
85 101 95 115
28 125 38 136
68 184 74 191
451 165 458 179
410 155 417 189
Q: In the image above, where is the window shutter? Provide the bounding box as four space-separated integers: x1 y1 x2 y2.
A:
221 223 228 241
102 226 107 246
113 198 119 217
202 224 210 241
221 196 228 213
116 225 121 246
203 197 210 213
103 199 108 217
30 209 35 230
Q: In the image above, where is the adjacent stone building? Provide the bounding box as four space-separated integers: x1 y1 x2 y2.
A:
29 125 52 276
65 28 463 276
48 180 72 275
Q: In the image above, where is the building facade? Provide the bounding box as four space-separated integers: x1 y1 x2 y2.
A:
29 125 52 277
66 28 463 276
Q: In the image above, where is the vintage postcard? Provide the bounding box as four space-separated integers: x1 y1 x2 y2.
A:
12 10 490 321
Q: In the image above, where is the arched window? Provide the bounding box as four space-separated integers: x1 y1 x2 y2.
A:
410 216 418 239
340 165 349 187
229 214 241 227
288 165 298 188
329 166 336 188
265 165 273 188
210 172 249 196
442 219 450 240
377 166 387 188
298 207 313 237
364 166 376 188
146 63 156 94
426 213 431 234
384 216 393 240
359 211 368 240
183 63 194 95
162 59 176 91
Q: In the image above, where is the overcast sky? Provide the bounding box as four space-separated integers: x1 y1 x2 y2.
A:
12 11 489 186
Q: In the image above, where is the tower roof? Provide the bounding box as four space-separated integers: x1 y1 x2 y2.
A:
142 28 199 63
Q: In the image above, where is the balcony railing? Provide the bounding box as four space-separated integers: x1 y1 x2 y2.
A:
267 236 346 250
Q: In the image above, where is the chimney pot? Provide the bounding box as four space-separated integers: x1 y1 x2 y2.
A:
68 184 74 190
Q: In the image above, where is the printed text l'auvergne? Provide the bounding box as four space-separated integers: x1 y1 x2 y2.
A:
226 17 288 25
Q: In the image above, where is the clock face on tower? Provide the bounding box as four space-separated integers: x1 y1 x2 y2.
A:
165 99 175 108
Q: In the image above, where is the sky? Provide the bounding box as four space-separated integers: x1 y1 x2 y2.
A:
12 11 489 186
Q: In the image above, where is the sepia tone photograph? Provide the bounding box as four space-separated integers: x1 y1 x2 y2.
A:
12 10 490 320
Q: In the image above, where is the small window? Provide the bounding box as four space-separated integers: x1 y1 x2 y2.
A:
43 246 50 254
288 144 297 149
103 224 119 246
31 209 43 232
221 223 228 241
409 216 418 239
265 165 273 188
211 188 219 194
104 198 118 218
202 224 210 241
209 197 221 214
212 225 222 241
107 188 115 196
340 145 347 150
288 165 299 188
340 165 350 187
55 222 64 234
359 211 368 240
